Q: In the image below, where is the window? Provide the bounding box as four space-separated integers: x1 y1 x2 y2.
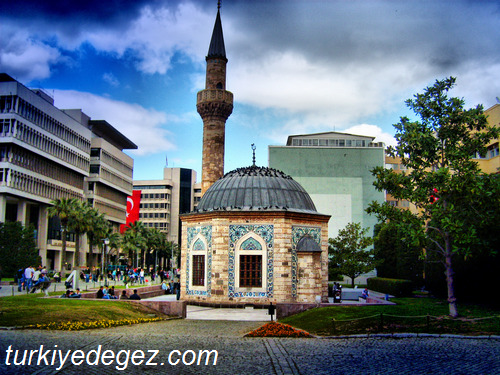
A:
192 255 205 286
239 255 262 287
90 148 100 157
89 165 100 174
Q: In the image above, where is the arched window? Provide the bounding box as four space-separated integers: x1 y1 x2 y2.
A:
216 82 223 89
189 235 208 290
235 233 266 291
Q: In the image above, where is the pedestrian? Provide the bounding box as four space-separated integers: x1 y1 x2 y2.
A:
24 266 34 290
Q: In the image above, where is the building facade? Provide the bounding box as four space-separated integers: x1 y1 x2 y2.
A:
0 73 136 272
133 167 199 245
475 104 500 174
269 131 385 239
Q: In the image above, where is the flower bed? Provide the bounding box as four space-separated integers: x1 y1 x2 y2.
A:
24 317 162 331
245 321 313 338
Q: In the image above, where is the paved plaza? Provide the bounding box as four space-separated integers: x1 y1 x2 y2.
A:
1 284 499 374
1 319 499 375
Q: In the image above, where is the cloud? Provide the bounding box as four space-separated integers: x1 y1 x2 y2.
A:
342 124 397 147
0 29 62 82
58 2 213 74
102 72 120 87
52 90 177 155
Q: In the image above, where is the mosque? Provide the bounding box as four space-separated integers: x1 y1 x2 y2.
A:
179 3 330 305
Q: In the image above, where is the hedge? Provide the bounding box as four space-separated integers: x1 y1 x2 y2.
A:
367 277 413 297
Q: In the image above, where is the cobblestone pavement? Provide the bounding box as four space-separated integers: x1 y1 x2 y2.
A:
0 320 499 375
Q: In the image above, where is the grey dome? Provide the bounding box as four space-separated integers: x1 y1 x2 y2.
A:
196 166 317 213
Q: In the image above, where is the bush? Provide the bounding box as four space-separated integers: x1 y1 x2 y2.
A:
367 277 413 297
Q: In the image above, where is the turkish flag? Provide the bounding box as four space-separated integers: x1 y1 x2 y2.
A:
120 190 141 233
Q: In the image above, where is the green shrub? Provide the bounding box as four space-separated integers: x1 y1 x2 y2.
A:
367 277 413 297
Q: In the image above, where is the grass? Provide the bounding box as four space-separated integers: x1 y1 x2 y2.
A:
280 298 500 336
0 293 166 327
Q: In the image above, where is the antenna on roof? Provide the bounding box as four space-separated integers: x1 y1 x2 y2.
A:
251 143 256 166
218 0 221 10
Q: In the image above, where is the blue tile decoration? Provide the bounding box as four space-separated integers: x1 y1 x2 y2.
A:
228 224 274 298
186 226 212 296
240 237 262 250
291 226 321 297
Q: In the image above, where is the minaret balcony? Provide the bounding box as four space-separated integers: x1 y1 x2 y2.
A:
197 89 233 105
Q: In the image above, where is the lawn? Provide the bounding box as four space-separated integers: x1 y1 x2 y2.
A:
0 293 165 327
280 298 500 336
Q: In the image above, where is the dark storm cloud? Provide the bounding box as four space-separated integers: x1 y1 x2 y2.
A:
223 0 500 74
0 0 153 25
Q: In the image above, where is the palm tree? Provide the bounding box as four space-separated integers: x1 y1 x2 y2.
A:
67 200 94 268
86 210 110 267
48 198 79 273
146 228 167 271
107 232 122 267
122 221 147 268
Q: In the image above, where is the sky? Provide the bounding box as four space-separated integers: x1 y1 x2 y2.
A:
1 0 499 181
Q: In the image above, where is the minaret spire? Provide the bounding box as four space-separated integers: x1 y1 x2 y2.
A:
197 2 234 195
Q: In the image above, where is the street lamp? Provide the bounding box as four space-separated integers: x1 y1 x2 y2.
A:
102 238 109 284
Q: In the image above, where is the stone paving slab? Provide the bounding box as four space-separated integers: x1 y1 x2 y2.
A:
0 320 499 375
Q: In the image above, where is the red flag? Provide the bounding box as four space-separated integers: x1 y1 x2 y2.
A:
120 190 141 233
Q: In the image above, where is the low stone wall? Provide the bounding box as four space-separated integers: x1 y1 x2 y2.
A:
80 285 164 299
76 285 186 318
135 300 187 319
276 297 395 319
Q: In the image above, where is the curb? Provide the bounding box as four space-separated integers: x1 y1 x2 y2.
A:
317 333 500 340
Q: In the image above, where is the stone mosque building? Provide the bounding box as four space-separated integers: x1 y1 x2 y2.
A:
180 4 330 305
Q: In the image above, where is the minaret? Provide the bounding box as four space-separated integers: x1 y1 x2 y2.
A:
197 1 233 195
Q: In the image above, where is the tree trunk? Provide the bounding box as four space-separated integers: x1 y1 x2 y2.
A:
61 229 67 276
74 233 80 268
444 235 459 318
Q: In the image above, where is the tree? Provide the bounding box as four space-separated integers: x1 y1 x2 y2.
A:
48 197 79 272
373 221 424 284
67 200 94 268
146 228 169 271
86 210 110 267
0 222 40 276
328 222 377 287
122 221 147 268
367 77 500 317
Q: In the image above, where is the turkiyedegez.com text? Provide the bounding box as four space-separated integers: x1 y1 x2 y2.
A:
3 345 218 371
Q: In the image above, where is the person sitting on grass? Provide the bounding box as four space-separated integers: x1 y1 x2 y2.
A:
120 290 128 299
129 289 141 300
70 288 81 298
60 290 72 298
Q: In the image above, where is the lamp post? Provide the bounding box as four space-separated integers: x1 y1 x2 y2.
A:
102 238 109 285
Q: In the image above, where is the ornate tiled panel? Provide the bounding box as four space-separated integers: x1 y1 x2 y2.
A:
228 224 274 298
186 226 212 296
